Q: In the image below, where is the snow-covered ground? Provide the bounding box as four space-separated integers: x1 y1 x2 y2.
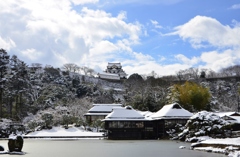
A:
191 137 240 157
23 126 104 138
200 137 240 146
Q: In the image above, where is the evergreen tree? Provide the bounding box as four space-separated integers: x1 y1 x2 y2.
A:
0 49 10 117
8 55 29 119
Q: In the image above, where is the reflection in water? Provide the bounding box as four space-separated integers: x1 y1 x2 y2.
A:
0 139 225 157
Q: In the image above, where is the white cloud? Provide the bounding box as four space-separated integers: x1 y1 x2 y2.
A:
71 0 99 5
230 4 240 9
120 52 191 76
1 2 239 77
175 54 199 66
150 20 162 29
0 0 142 70
200 49 240 71
99 0 183 6
21 48 43 60
170 16 240 49
0 36 16 51
167 15 240 73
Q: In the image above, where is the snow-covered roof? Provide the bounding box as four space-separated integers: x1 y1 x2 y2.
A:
84 113 110 116
104 106 147 121
93 104 122 106
88 104 122 113
98 72 120 80
138 111 154 118
214 112 240 117
220 115 240 124
231 116 240 123
107 63 121 68
151 103 193 119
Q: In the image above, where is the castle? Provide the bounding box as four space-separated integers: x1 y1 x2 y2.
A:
98 63 127 81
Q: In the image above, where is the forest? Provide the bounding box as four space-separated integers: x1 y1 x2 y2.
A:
0 48 240 133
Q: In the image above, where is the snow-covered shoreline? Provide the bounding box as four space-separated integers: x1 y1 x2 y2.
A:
23 126 104 138
190 137 240 157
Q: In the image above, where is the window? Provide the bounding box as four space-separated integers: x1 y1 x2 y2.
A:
118 122 124 128
109 121 118 128
123 122 132 128
108 121 144 128
135 122 144 128
145 127 153 132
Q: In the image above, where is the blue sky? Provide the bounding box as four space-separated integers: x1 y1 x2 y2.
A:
0 0 240 76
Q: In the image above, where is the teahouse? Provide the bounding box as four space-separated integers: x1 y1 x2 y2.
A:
103 106 149 139
84 104 122 123
102 103 193 140
151 103 193 130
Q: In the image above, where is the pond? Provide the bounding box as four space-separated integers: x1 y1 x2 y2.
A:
0 139 226 157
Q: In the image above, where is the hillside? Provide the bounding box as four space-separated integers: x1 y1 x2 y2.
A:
0 49 240 136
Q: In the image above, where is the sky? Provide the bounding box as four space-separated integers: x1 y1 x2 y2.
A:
0 0 240 77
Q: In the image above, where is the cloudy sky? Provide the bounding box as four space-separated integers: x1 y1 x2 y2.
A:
0 0 240 76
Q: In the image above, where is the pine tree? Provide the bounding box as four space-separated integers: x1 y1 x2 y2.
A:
0 49 10 117
8 55 29 119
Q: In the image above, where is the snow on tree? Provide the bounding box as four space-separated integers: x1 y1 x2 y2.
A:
0 49 10 117
169 111 233 142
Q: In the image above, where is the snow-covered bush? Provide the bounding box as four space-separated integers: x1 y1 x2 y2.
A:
41 113 53 129
172 111 233 141
0 119 12 137
166 123 185 139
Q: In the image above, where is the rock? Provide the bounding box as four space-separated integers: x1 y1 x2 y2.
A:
8 135 24 152
179 146 186 149
0 145 4 151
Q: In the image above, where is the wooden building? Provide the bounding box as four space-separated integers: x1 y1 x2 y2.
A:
103 106 150 139
103 103 193 140
215 112 240 131
151 103 193 130
84 104 122 123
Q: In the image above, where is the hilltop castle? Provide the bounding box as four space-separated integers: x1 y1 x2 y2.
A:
98 63 127 81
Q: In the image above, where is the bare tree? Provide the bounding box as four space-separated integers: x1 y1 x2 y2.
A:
176 67 199 81
206 69 217 78
81 66 95 76
188 67 199 80
62 63 80 73
176 70 184 81
220 65 240 77
149 71 158 78
31 63 42 68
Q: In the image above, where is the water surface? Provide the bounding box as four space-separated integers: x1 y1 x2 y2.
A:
0 139 226 157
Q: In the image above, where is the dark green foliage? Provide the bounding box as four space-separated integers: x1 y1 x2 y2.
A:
41 113 53 129
61 114 74 128
143 93 158 111
44 67 60 77
125 73 167 112
72 78 80 88
91 119 103 132
0 49 10 117
76 84 90 97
